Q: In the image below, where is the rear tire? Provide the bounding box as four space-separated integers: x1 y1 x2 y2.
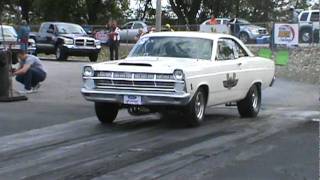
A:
95 102 119 124
89 53 99 62
237 84 261 118
56 45 68 61
183 88 207 127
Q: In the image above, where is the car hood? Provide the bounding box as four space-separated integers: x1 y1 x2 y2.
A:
91 56 209 74
59 34 92 39
241 24 266 30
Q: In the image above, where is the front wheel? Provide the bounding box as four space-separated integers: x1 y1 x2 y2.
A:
56 45 68 61
183 88 207 126
300 29 312 43
95 102 119 124
237 84 261 118
89 53 99 62
239 32 250 44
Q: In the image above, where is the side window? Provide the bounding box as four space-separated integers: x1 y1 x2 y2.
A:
40 24 49 33
216 20 221 24
216 39 235 61
300 12 309 21
133 23 144 29
205 20 210 25
222 20 229 24
230 39 248 59
310 12 319 22
122 23 133 29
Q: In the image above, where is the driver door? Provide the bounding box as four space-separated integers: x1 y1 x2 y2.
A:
210 39 242 104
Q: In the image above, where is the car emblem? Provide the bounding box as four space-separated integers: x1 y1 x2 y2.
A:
223 73 239 89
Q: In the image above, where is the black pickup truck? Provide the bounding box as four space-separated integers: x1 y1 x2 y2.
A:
30 22 101 62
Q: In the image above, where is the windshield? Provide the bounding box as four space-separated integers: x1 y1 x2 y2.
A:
0 26 18 38
57 24 86 34
129 36 213 60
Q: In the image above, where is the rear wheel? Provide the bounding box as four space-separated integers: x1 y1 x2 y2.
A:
183 88 207 126
95 102 119 124
56 45 68 61
237 84 261 118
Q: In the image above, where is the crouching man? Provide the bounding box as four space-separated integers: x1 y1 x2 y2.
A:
14 50 47 94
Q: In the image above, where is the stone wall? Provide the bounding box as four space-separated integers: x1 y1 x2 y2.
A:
248 46 320 85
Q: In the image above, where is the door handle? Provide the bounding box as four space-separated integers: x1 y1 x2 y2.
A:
237 62 242 66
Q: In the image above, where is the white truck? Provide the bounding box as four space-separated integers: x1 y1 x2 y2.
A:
298 10 319 43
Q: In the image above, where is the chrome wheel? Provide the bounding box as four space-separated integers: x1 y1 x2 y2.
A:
252 87 259 111
195 91 205 120
302 32 311 42
239 33 249 43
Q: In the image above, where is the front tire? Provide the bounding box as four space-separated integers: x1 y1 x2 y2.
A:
56 45 68 61
89 53 99 62
300 28 312 43
239 32 250 44
183 88 207 126
95 102 119 124
237 84 261 118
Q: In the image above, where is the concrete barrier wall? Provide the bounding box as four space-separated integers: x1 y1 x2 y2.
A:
248 46 320 85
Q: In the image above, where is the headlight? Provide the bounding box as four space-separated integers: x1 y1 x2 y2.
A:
63 38 74 45
95 40 101 46
173 69 184 81
83 66 94 77
249 28 259 34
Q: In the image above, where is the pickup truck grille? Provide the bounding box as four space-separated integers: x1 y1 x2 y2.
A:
259 29 267 35
93 71 177 92
75 39 95 47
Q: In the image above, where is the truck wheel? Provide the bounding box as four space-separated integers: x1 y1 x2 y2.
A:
239 32 250 44
89 53 99 62
300 29 312 43
95 102 119 124
56 45 68 61
237 84 261 118
183 88 207 127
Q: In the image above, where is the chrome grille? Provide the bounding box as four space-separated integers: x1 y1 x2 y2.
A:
75 39 95 47
75 39 85 46
93 71 177 92
259 29 267 35
86 40 95 46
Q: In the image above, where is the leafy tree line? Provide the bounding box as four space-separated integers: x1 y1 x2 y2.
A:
0 0 129 25
0 0 314 25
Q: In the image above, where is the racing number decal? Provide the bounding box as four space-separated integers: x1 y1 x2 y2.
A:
223 73 239 89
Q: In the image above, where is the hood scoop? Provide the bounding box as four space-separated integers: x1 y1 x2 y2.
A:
118 62 152 67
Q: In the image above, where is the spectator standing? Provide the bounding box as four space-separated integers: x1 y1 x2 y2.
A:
108 23 120 60
165 24 174 32
17 20 31 52
229 18 240 37
209 15 218 25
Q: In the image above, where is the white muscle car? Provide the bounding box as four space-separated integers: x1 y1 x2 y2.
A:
81 32 275 126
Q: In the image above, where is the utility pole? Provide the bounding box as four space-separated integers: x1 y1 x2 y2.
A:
156 0 162 32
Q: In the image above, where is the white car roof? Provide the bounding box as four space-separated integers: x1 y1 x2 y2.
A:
143 31 235 41
0 25 14 29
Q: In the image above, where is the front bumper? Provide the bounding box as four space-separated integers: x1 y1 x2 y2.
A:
63 45 101 56
81 88 191 106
